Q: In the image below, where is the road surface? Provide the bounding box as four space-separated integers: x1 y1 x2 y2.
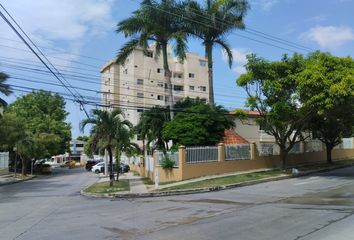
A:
0 166 353 240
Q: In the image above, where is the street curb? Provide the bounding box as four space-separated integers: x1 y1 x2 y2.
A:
80 164 354 199
0 175 36 187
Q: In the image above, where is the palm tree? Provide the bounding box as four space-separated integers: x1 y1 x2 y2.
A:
0 72 12 108
116 0 187 119
80 109 132 186
184 0 249 105
136 106 170 154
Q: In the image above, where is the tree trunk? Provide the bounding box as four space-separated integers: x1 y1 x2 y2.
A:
21 157 27 176
279 148 288 170
116 152 121 181
162 43 174 119
325 144 333 164
107 146 114 187
205 43 214 105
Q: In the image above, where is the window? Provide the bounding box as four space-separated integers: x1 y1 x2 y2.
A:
137 134 143 141
174 85 184 91
137 79 144 85
165 96 169 102
137 109 144 113
76 144 84 148
134 65 138 68
189 85 195 91
123 69 128 74
157 82 164 87
157 95 164 100
189 73 195 78
157 68 162 73
137 92 144 98
260 143 274 156
145 51 153 58
200 86 206 92
199 60 207 67
173 73 183 78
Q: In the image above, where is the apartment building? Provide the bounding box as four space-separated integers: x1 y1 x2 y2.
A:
100 45 210 141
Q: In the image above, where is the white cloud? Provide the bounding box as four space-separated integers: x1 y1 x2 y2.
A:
0 0 115 67
251 0 279 11
221 48 251 74
308 15 327 22
300 25 354 49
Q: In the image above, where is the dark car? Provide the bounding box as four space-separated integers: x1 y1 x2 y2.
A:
119 163 130 173
85 160 101 171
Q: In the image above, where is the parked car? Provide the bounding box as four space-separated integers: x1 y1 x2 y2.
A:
119 163 130 173
85 160 101 171
91 162 105 174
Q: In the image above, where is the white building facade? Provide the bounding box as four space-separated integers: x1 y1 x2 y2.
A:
100 46 210 142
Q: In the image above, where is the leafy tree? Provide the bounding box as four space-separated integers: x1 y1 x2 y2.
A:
80 109 133 186
184 0 249 104
77 135 90 142
135 106 170 153
0 72 12 109
116 0 187 118
297 52 354 163
7 91 71 162
237 53 312 169
163 101 234 146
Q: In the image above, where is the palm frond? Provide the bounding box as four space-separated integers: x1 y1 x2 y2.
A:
215 38 233 68
116 39 140 65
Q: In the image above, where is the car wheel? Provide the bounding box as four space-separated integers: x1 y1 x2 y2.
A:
95 169 100 174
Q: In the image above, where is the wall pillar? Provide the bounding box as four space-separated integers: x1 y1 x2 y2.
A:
218 143 225 162
299 141 305 154
179 145 186 180
250 142 256 160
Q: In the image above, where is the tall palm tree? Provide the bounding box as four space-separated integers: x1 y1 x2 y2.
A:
184 0 249 105
136 106 170 154
80 109 132 186
0 72 12 108
116 0 187 119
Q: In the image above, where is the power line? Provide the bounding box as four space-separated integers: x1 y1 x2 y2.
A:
0 3 90 117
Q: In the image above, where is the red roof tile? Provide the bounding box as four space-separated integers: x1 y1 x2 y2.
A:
222 129 249 144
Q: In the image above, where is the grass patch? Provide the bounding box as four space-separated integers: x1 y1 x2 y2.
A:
141 177 154 185
84 179 130 194
131 171 140 176
164 170 287 191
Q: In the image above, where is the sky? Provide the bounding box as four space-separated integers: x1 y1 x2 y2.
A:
0 0 353 138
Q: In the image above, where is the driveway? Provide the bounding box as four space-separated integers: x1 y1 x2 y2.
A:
0 166 353 240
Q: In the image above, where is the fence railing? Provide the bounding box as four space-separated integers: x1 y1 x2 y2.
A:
305 140 323 152
186 146 218 164
0 152 9 169
157 151 179 167
225 144 251 160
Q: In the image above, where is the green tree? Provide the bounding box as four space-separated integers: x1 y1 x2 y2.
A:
237 53 311 169
7 91 71 161
0 72 12 109
77 135 90 142
163 101 234 146
80 109 133 186
135 106 170 153
116 0 187 118
297 52 354 163
184 0 249 104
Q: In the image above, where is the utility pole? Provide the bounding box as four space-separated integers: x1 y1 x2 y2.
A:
13 147 17 178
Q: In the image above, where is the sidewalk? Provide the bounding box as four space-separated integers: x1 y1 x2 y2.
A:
0 173 36 186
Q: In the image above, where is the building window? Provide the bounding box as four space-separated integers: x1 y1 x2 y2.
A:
157 95 164 100
189 73 195 78
157 68 162 73
145 51 153 58
137 92 144 98
165 96 169 102
134 65 138 68
123 69 128 74
174 97 182 102
200 86 206 92
199 60 207 67
137 134 143 141
173 73 183 78
189 85 195 91
137 109 144 113
157 82 164 87
174 85 184 91
137 79 144 85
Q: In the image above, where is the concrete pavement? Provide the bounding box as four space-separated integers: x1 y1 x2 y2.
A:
1 166 354 240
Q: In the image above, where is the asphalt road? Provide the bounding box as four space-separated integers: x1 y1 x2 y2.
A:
0 166 353 240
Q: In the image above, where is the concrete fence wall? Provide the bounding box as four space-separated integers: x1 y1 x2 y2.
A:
151 141 354 183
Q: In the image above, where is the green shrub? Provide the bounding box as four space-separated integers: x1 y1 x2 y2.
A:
160 156 175 170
